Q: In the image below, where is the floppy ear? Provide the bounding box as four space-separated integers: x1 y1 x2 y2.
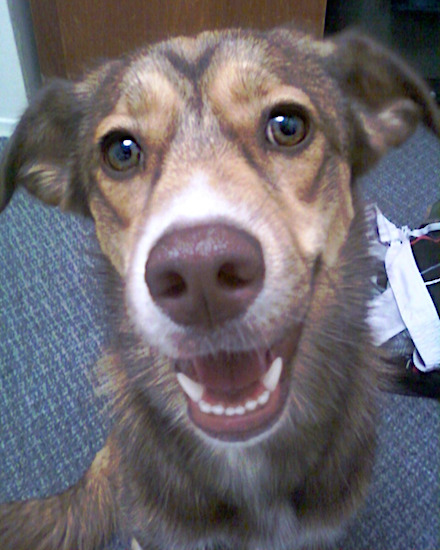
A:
0 78 90 214
326 30 440 175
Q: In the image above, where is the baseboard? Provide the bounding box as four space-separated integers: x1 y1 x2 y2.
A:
0 117 19 137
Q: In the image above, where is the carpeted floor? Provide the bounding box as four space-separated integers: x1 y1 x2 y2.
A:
0 127 439 549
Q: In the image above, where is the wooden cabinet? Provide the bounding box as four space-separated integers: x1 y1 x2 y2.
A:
29 0 327 79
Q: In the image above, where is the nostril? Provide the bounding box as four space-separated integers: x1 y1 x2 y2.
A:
217 263 251 289
161 272 187 298
145 265 187 301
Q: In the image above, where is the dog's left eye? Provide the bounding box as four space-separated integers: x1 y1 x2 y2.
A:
101 133 142 173
266 107 308 148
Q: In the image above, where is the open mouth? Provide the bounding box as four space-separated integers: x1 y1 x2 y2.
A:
175 333 299 441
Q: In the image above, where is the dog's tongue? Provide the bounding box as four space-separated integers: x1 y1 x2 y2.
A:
192 350 267 393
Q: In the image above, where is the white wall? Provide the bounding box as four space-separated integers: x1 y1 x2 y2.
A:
0 0 28 136
1 0 41 137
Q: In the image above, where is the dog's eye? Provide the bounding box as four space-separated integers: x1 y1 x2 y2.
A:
266 107 308 148
101 133 142 173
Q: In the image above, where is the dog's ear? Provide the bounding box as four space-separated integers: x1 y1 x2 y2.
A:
0 78 90 215
326 30 440 175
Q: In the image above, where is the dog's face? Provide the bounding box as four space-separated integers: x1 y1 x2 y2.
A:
98 31 355 443
1 28 437 445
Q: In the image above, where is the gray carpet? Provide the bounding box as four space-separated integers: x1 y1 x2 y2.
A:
0 127 439 550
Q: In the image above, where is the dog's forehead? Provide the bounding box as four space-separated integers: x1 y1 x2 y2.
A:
116 30 334 115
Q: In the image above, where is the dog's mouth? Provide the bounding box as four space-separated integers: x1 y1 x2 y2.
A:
175 330 300 441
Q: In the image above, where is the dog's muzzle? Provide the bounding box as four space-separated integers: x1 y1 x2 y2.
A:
144 222 294 441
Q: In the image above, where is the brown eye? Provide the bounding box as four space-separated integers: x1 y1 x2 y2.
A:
266 107 308 147
101 132 142 172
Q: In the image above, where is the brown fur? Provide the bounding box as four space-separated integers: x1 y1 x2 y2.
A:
1 27 439 550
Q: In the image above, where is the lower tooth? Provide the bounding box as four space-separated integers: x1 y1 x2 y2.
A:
198 391 271 416
245 400 258 411
212 404 225 415
257 390 270 405
199 401 212 414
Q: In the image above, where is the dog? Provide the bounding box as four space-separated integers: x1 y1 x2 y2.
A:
0 26 439 550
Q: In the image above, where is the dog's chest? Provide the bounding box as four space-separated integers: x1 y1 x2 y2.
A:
128 459 308 550
131 498 304 550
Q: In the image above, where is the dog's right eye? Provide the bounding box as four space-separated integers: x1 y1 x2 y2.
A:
101 132 143 173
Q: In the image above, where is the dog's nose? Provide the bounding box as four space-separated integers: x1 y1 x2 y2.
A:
145 223 265 326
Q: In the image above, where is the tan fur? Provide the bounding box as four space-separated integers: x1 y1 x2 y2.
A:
0 27 439 550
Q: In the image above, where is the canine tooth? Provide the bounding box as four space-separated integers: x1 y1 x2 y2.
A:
235 406 246 415
211 404 225 416
245 399 258 411
176 373 204 403
261 357 283 392
257 390 270 406
199 400 212 413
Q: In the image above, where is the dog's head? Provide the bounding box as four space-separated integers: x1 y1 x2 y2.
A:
2 28 438 443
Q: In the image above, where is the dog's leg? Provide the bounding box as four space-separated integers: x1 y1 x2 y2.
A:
0 442 119 550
